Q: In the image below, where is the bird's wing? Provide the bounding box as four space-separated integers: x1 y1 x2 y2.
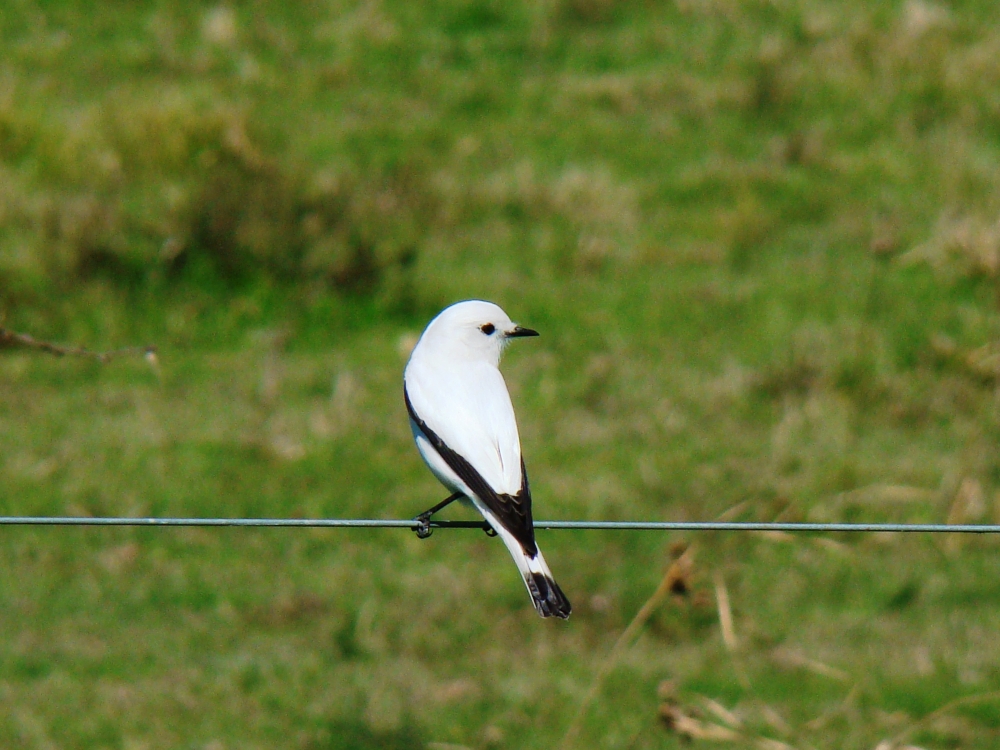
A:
405 359 536 554
406 360 522 492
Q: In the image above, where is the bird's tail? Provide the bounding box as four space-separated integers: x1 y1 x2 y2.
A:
480 509 571 619
518 546 572 619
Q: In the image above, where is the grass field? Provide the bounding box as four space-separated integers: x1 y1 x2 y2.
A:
4 0 1000 747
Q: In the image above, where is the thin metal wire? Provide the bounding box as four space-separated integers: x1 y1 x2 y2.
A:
0 517 999 533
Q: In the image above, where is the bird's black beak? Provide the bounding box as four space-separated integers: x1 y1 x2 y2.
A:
508 325 539 338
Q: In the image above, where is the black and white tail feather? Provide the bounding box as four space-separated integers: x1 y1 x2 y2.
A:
479 504 571 619
404 300 571 619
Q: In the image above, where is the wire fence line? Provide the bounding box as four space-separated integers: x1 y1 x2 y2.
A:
1 517 1000 533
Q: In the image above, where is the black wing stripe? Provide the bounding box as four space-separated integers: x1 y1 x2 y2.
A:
405 386 537 556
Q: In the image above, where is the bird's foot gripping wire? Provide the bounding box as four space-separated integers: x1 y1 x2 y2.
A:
412 491 463 539
413 512 434 539
483 526 497 537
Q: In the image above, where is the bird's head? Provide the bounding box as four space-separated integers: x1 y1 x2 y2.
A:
413 300 538 366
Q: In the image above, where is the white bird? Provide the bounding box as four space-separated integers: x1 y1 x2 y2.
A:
404 300 571 619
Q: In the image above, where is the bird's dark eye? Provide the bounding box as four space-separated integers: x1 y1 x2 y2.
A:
480 323 496 335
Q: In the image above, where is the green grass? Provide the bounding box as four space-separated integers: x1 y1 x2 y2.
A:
4 0 1000 747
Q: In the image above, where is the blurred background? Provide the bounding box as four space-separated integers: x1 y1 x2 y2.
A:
3 0 1000 747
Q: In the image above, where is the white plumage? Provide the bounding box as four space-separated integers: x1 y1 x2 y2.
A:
404 300 571 619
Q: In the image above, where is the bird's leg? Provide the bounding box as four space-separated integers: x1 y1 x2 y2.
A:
413 491 463 539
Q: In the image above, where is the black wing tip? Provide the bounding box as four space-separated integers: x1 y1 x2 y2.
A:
528 572 572 620
406 387 538 553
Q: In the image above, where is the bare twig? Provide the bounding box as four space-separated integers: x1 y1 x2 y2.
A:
0 327 157 365
945 478 985 554
659 703 741 741
890 690 1000 747
755 739 797 750
771 647 849 682
715 572 738 651
715 571 752 689
696 694 744 730
558 545 695 750
804 684 860 731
